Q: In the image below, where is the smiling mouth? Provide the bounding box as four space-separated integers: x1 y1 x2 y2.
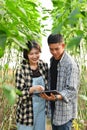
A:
32 59 38 61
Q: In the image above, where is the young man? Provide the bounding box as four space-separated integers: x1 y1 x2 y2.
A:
41 34 79 130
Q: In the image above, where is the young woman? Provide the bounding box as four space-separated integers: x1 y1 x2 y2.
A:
15 41 48 130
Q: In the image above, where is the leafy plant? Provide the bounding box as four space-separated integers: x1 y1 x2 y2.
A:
51 0 87 54
0 0 44 57
2 84 22 105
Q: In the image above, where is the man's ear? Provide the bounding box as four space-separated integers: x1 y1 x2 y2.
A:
62 43 65 48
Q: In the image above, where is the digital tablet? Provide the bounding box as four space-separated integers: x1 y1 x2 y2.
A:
34 90 59 96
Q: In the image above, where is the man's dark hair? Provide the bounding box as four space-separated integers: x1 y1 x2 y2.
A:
47 34 64 44
23 40 41 60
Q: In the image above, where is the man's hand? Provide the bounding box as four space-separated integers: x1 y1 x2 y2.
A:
40 93 57 101
40 93 63 101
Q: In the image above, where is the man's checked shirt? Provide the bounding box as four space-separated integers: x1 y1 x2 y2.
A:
49 51 79 126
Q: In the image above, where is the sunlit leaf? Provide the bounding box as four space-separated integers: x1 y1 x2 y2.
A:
79 94 87 101
18 6 27 17
2 84 16 105
2 84 22 105
12 37 27 49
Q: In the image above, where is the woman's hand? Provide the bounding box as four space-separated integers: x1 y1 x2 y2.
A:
29 85 44 94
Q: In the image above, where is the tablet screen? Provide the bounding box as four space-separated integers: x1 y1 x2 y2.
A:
34 90 59 96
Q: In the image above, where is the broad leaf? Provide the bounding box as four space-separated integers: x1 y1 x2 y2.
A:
2 84 22 105
67 36 82 49
2 84 16 105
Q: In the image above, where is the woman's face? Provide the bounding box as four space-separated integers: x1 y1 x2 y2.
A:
28 48 40 64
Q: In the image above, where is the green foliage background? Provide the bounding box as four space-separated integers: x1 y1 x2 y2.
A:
0 0 43 58
0 0 87 129
51 0 87 55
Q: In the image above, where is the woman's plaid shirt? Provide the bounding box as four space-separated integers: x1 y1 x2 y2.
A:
15 60 48 125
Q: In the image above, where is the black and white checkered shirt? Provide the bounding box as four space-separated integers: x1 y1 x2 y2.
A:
15 60 48 125
49 51 80 126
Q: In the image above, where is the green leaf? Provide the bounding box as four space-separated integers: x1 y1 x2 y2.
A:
18 6 27 17
67 36 82 49
42 16 49 20
79 94 87 101
12 37 27 49
69 8 80 18
15 88 22 96
0 65 2 70
4 63 9 70
26 1 38 8
3 84 16 105
52 0 64 7
0 48 4 58
76 30 84 36
2 84 22 105
0 30 7 48
52 23 63 34
3 84 14 92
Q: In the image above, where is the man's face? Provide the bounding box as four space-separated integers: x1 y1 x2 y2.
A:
49 43 65 60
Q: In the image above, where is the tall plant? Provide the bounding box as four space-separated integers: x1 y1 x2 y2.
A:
0 0 43 58
51 0 87 55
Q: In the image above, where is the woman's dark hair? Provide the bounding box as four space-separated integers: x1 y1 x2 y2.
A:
23 40 41 60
